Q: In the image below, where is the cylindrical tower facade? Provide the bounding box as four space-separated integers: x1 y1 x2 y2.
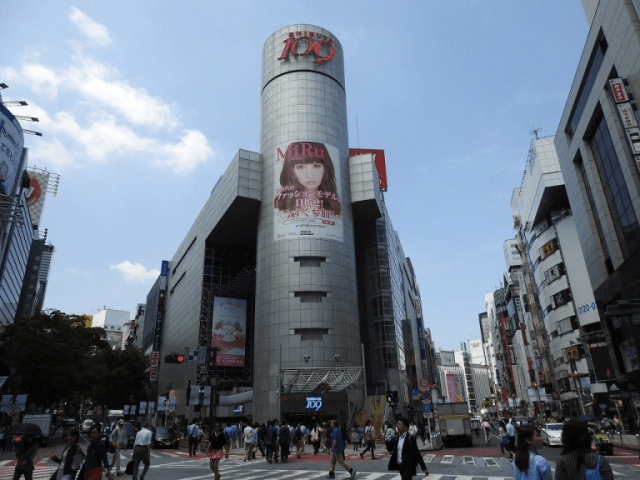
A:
254 25 360 421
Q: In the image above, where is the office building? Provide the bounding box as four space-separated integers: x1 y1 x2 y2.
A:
554 0 640 427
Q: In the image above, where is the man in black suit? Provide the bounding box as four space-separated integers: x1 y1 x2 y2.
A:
388 417 429 479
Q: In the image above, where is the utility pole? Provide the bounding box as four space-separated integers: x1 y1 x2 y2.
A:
208 347 218 433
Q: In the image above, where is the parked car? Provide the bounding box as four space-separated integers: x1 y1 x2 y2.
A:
589 424 613 455
81 419 94 433
541 423 563 446
512 417 532 430
152 426 180 448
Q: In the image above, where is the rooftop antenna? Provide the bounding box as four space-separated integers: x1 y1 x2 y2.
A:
529 124 542 139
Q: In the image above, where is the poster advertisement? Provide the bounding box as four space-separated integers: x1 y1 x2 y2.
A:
445 373 462 402
211 297 247 367
273 140 343 242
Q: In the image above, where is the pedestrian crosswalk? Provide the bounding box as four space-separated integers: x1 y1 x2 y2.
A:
0 461 56 480
0 452 632 480
151 461 528 480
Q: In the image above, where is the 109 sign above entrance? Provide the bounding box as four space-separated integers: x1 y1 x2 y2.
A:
278 32 335 64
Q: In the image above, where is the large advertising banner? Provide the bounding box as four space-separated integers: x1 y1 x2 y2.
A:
0 103 25 196
26 170 49 228
211 297 247 367
273 140 343 242
445 373 462 402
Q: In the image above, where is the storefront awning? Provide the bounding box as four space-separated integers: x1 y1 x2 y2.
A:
280 367 362 393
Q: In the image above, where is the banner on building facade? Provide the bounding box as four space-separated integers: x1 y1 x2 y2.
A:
273 140 343 242
445 373 462 402
25 170 49 228
211 297 247 367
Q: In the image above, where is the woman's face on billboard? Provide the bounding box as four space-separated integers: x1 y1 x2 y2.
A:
294 161 324 191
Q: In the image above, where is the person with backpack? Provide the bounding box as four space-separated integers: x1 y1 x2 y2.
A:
277 420 291 462
187 420 200 457
265 421 278 464
350 425 361 451
554 420 613 480
360 420 376 460
384 422 397 452
293 424 304 458
108 419 127 475
243 423 255 462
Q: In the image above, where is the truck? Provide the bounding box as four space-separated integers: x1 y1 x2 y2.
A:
22 413 52 446
436 402 472 448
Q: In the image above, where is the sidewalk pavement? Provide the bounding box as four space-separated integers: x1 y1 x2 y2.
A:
611 433 640 452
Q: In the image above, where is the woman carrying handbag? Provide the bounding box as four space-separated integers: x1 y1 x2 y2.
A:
50 428 84 480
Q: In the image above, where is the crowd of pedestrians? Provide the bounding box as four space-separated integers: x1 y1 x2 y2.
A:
11 412 625 480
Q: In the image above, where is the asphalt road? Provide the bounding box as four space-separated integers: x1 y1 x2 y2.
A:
2 440 639 480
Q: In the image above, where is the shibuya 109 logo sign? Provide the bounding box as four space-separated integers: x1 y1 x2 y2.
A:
305 396 323 412
278 31 335 64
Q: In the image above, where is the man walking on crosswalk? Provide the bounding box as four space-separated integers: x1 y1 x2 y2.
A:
327 419 356 479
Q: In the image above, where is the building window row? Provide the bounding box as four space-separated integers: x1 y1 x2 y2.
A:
589 113 640 256
545 288 572 313
565 30 607 136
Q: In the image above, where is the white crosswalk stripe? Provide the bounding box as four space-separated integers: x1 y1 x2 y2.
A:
0 464 57 479
155 461 523 479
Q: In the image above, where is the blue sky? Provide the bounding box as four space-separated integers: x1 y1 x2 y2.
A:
1 1 590 350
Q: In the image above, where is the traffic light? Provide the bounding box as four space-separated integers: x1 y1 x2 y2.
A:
386 390 398 405
164 353 185 363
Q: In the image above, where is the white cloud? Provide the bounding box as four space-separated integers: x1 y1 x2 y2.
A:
66 55 178 129
156 130 213 173
63 267 91 277
30 137 76 169
21 63 63 98
1 14 214 174
68 6 113 46
110 261 160 283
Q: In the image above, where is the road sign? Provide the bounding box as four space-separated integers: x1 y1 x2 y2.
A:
422 391 430 399
422 403 432 413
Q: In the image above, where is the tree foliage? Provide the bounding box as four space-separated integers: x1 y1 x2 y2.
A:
91 347 150 407
0 311 149 409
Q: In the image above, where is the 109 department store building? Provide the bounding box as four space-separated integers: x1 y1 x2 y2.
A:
142 25 434 426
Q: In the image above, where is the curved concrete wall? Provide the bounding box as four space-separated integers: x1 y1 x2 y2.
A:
254 25 360 420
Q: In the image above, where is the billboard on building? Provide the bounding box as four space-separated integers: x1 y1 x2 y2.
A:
26 170 49 229
273 141 343 242
445 372 463 402
440 350 455 366
348 148 387 190
211 297 247 367
0 103 25 196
